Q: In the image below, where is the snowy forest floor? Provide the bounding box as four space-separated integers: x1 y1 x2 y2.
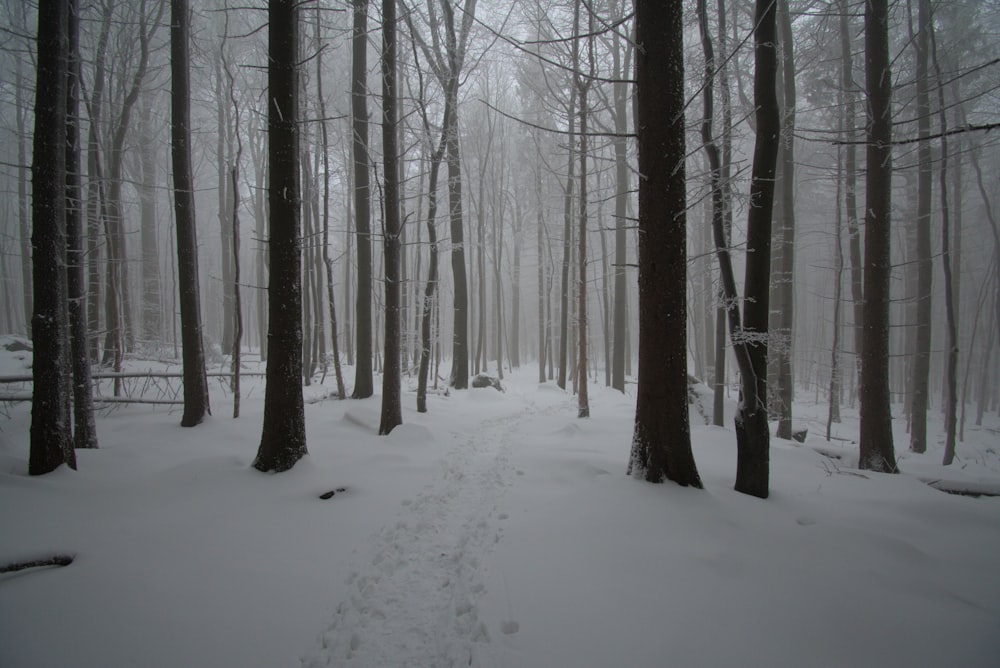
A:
1 341 999 668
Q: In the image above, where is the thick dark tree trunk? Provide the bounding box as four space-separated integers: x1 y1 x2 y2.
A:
171 0 210 428
351 0 374 399
628 0 701 488
379 0 402 435
30 0 76 475
859 0 898 473
255 0 307 471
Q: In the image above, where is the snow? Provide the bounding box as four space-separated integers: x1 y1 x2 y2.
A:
2 347 999 668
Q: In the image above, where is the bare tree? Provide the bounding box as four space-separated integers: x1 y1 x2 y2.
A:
769 0 796 440
30 0 76 475
707 0 780 498
909 0 933 454
379 0 403 435
170 0 209 427
351 0 375 398
254 0 307 472
858 0 898 473
67 0 98 450
628 0 701 488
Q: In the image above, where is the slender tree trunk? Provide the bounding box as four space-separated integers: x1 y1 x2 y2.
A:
611 5 630 392
417 127 446 412
909 0 933 454
66 0 98 450
828 134 845 438
771 0 796 440
379 0 402 435
930 22 958 464
557 86 577 391
314 2 345 399
15 51 32 337
576 3 592 418
840 0 864 403
713 0 734 428
351 0 374 398
138 99 162 346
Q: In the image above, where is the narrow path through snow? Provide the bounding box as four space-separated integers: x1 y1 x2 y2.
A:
301 401 546 668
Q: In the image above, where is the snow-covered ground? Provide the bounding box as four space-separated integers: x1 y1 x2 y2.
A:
2 343 999 668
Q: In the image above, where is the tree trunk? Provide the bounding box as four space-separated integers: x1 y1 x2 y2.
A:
255 0 307 471
138 98 162 347
557 86 577 392
30 0 76 475
628 0 701 488
351 0 374 398
908 0 933 454
170 0 209 428
929 22 958 464
828 128 845 437
378 0 402 435
611 1 630 393
859 0 898 473
66 0 98 450
723 0 780 498
15 45 32 337
770 0 796 440
713 0 734 428
840 0 864 404
313 2 345 399
417 132 447 412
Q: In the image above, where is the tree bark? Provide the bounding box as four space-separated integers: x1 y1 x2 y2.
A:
909 0 933 454
840 0 864 404
770 0 796 440
30 0 76 475
351 0 374 398
628 0 701 488
255 0 307 471
66 0 98 450
859 0 898 473
735 0 780 497
379 0 402 435
170 0 209 428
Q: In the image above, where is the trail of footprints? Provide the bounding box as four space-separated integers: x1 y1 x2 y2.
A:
302 413 523 668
